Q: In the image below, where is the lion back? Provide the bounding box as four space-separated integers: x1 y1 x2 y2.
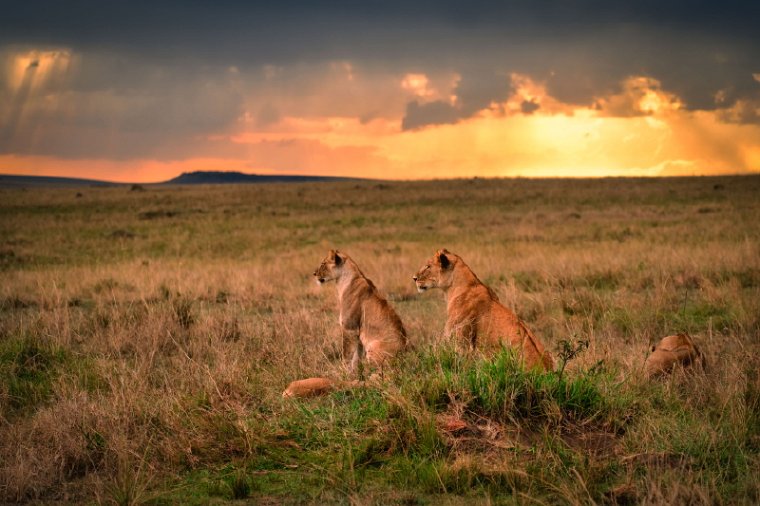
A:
645 332 706 377
349 275 407 363
516 318 554 371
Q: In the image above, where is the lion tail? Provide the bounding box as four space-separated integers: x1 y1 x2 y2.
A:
517 319 555 372
282 377 361 399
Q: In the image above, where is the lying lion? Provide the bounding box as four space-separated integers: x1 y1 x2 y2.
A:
645 333 706 378
314 249 407 373
413 249 553 371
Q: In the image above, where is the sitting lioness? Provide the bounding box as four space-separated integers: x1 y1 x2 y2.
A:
645 333 706 378
413 249 553 371
314 249 407 372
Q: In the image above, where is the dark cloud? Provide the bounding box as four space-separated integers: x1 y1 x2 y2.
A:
401 100 459 130
520 100 540 115
3 2 758 51
1 0 759 158
401 70 513 130
0 52 245 159
717 95 760 125
453 71 512 117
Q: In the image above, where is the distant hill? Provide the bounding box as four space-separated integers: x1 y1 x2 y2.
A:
0 174 119 187
0 171 366 188
163 171 360 185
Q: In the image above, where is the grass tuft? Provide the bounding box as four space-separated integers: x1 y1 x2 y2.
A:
0 336 66 415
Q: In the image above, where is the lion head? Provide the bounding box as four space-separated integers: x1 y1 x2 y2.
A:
413 249 455 292
313 249 345 284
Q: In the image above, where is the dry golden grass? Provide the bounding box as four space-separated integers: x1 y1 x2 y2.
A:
0 176 759 503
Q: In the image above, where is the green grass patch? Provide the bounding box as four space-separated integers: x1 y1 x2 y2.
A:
465 349 620 425
669 301 740 334
0 335 106 417
178 348 630 502
625 374 760 503
391 345 634 431
0 336 67 415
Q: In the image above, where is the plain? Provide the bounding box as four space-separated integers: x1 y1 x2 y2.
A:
1 176 759 504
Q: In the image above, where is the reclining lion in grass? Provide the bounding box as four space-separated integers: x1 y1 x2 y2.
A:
413 249 553 371
645 333 706 378
314 249 407 373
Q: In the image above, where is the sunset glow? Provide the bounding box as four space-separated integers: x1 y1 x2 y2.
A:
1 3 759 182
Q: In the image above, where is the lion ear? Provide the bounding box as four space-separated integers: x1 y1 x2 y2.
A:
334 251 343 266
438 251 451 269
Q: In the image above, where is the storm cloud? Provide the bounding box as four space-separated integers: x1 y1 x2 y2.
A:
1 0 758 167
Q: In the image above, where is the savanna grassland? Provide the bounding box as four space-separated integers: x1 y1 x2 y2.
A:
1 176 759 505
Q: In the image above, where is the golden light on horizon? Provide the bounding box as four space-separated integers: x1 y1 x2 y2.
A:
1 48 759 183
4 93 757 183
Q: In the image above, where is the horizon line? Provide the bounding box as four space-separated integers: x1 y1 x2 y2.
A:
2 170 759 187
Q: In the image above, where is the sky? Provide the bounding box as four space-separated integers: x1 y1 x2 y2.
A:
1 1 759 182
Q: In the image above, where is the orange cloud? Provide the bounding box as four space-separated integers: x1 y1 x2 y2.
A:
281 75 759 178
225 93 760 180
503 73 574 116
594 76 683 117
2 57 759 182
399 71 460 103
401 73 434 98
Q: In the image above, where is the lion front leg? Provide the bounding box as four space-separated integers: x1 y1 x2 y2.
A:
445 318 477 350
350 340 365 377
342 329 361 370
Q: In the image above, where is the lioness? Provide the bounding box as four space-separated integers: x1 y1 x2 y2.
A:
413 249 553 371
645 333 706 378
314 249 407 372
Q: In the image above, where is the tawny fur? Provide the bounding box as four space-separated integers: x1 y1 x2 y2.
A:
314 249 407 372
413 249 553 371
282 377 361 398
282 377 338 398
645 333 706 378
